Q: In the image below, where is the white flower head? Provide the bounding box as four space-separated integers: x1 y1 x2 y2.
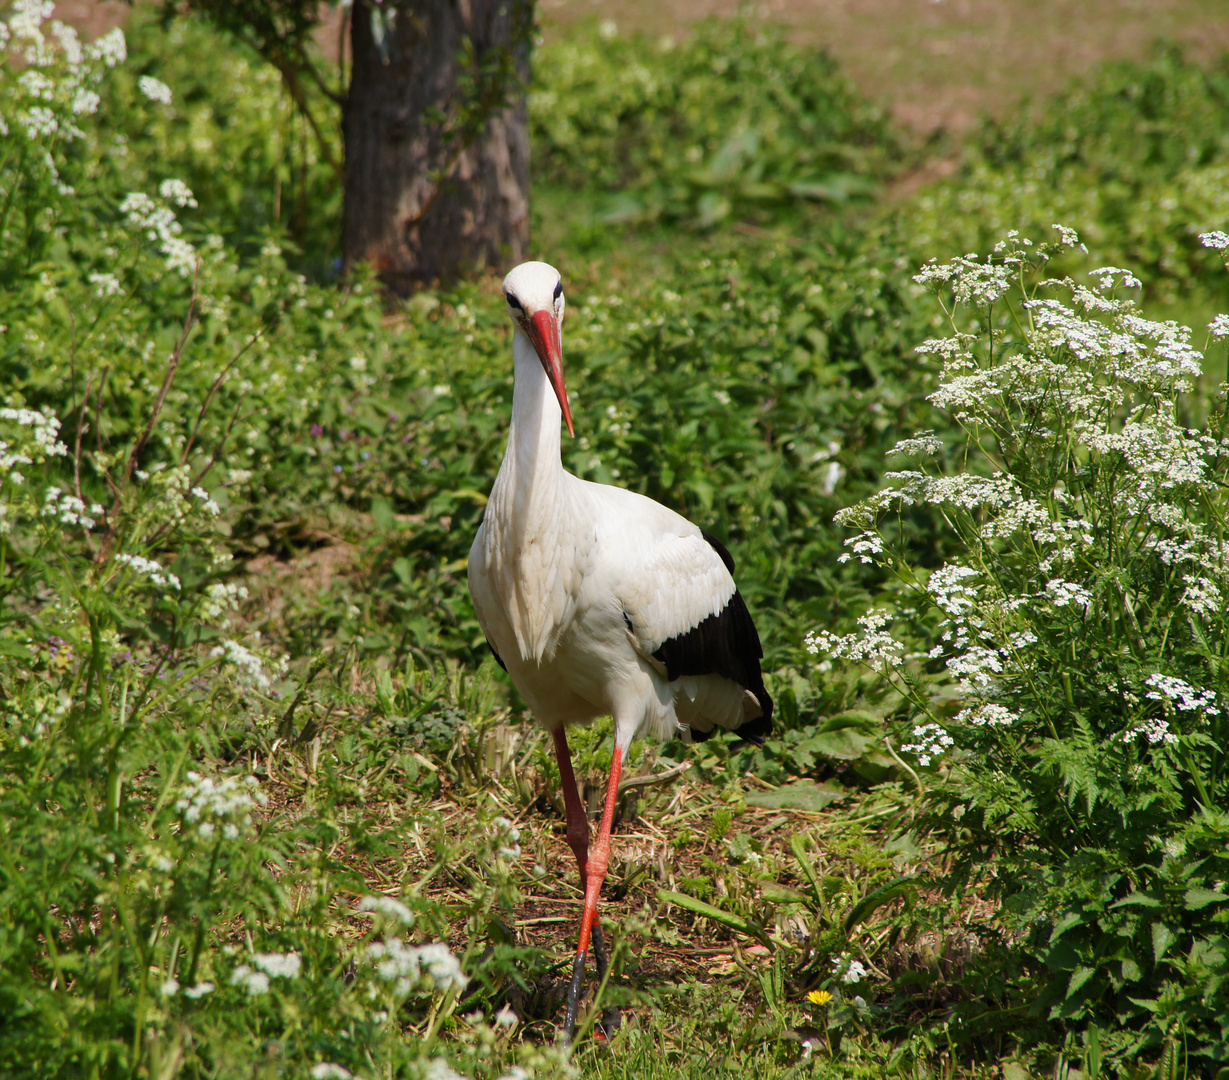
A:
901 723 953 767
358 894 415 927
138 75 173 104
1199 231 1229 250
230 964 270 996
251 951 301 979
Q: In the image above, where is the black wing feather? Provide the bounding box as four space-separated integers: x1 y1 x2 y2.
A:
485 638 507 671
652 532 773 745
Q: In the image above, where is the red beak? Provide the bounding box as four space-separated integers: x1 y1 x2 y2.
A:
526 308 574 437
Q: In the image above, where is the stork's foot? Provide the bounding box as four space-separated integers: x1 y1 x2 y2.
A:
561 931 622 1044
563 950 586 1044
596 1005 622 1040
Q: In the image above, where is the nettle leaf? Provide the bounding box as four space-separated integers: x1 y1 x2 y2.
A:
1185 887 1229 911
1050 910 1086 943
1110 890 1165 910
1067 965 1098 997
1152 922 1179 964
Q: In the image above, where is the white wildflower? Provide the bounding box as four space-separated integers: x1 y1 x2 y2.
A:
1090 266 1142 291
1121 718 1178 746
183 981 214 998
159 977 180 996
837 531 883 565
311 1067 353 1080
365 939 466 996
806 610 903 671
1045 579 1092 609
230 964 270 996
832 955 868 983
114 552 180 589
491 816 522 859
210 639 272 691
358 894 416 927
1181 575 1222 617
1199 231 1229 250
1052 224 1082 248
174 770 266 840
138 75 172 104
901 723 953 767
888 430 944 458
202 582 248 622
158 178 197 208
493 1005 518 1028
954 703 1018 727
1208 314 1229 338
42 487 97 530
1144 673 1219 716
251 952 301 979
88 272 124 298
425 1061 470 1080
190 485 219 516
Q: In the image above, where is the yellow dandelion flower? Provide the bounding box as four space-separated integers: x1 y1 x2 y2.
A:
807 990 833 1006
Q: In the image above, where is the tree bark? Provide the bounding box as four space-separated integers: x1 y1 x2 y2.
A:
342 0 532 295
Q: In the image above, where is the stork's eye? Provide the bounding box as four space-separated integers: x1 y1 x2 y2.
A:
505 292 523 311
553 282 563 300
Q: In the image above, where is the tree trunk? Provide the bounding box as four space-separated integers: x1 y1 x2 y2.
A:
342 0 532 295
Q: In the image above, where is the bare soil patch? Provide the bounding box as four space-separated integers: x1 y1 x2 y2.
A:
538 0 1229 136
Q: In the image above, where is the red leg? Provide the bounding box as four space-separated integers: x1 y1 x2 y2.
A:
563 739 625 1041
552 726 591 882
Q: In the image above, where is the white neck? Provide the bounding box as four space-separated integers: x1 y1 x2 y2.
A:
483 327 574 661
506 326 563 479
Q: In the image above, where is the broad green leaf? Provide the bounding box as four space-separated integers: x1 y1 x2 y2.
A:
843 876 919 933
1067 965 1097 996
1152 922 1178 964
657 889 770 946
747 781 848 811
761 883 809 905
795 729 874 761
1050 910 1085 943
1110 891 1164 909
1184 887 1229 910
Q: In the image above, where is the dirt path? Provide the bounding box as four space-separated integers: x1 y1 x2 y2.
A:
539 0 1229 136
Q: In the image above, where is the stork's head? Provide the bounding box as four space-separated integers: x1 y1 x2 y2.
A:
502 260 573 436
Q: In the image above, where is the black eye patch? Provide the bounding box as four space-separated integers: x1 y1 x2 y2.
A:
553 282 563 300
505 292 523 311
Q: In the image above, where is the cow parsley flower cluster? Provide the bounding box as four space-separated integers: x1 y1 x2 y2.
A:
806 610 903 673
209 639 272 691
119 189 197 277
365 939 467 998
358 894 416 927
901 723 953 767
114 553 180 590
490 816 522 859
1143 673 1219 716
41 488 102 530
812 227 1229 781
174 771 266 841
229 952 302 996
138 75 172 104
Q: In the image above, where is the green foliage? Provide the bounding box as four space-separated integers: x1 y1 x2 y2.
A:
531 19 904 227
896 46 1229 315
97 5 342 271
814 227 1229 1073
10 0 1229 1075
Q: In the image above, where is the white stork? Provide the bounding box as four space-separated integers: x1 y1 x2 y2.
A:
467 261 772 1041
